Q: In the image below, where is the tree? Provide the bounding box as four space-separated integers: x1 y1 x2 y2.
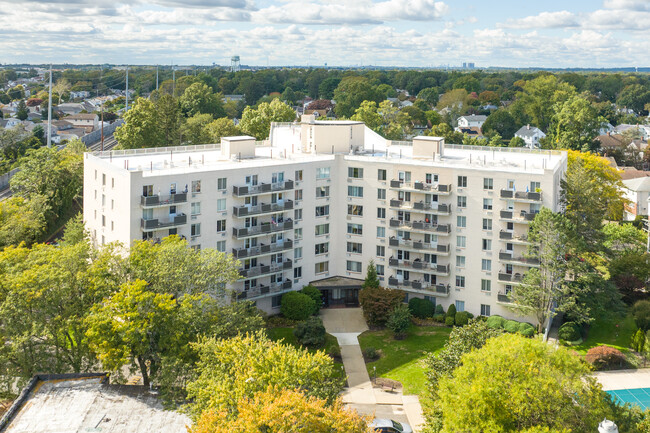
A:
191 388 370 433
0 196 47 248
479 90 500 106
114 97 162 149
549 95 605 151
318 77 341 100
180 82 225 118
417 87 440 107
205 117 240 144
426 123 464 144
280 291 315 321
155 94 182 147
181 113 213 145
239 99 295 140
53 78 71 104
482 109 517 139
436 334 611 433
509 136 525 147
617 84 650 114
601 222 647 257
185 332 344 419
378 100 412 139
436 89 468 117
15 100 28 121
333 77 382 118
363 260 380 289
387 304 411 339
351 101 382 131
452 75 480 93
60 212 88 246
518 75 576 131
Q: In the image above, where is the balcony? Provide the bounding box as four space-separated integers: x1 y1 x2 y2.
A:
498 230 530 244
497 292 513 304
236 280 293 299
233 200 294 217
141 192 188 207
389 180 452 194
388 237 450 255
239 259 293 279
500 189 542 202
389 200 451 215
497 272 524 283
141 213 187 231
388 258 450 275
232 220 293 239
499 210 538 223
389 219 451 235
233 180 294 197
498 251 540 267
232 239 293 259
387 277 450 295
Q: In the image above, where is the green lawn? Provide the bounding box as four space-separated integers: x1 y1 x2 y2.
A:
358 325 451 395
573 314 637 355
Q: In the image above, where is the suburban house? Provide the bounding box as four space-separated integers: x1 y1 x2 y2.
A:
621 169 650 221
515 125 546 149
455 126 484 139
223 94 245 103
457 115 487 129
65 113 99 131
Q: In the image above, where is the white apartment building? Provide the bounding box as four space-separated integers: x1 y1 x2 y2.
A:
83 115 567 320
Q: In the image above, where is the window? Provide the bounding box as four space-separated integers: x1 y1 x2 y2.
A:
482 259 492 271
347 261 362 272
216 240 226 252
483 198 493 210
398 191 411 201
272 295 282 308
315 186 329 197
295 189 303 201
217 198 226 212
294 267 302 279
457 176 467 188
101 194 105 207
191 223 201 237
481 279 491 292
294 228 303 240
94 170 97 180
294 209 303 220
347 242 363 254
398 171 411 182
111 199 114 210
192 180 201 193
295 170 303 181
315 224 330 236
456 256 466 267
348 186 363 197
102 173 106 186
482 218 492 230
455 300 465 312
102 215 106 227
348 205 363 216
216 220 226 232
294 247 303 260
426 173 439 184
316 167 330 179
530 181 541 191
455 276 465 288
316 205 330 217
347 223 363 235
481 304 491 316
483 178 493 190
111 221 114 231
143 185 153 197
315 242 329 255
377 226 386 238
457 215 466 228
191 202 201 215
217 178 227 190
142 208 153 220
482 239 492 251
377 188 386 200
376 264 385 275
377 245 385 257
456 235 466 248
378 169 387 180
315 261 329 274
348 167 364 178
377 208 386 219
457 196 467 208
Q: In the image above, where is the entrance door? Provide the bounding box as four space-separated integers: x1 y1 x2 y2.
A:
344 288 359 307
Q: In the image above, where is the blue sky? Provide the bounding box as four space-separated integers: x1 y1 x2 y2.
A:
1 0 648 67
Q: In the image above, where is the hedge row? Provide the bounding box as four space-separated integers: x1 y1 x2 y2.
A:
486 315 535 337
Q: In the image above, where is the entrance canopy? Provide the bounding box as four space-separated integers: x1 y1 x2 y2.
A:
311 276 363 308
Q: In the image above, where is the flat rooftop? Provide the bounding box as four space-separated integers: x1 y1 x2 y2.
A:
0 374 190 433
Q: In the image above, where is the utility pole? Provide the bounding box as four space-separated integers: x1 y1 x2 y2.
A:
125 66 129 112
172 62 175 97
156 65 159 90
47 64 52 148
100 68 104 151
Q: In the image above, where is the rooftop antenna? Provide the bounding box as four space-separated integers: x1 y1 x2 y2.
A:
47 64 52 148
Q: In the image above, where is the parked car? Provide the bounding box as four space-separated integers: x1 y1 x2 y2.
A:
370 418 413 433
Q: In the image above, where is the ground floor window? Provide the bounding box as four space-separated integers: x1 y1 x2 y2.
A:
271 295 282 308
481 304 491 316
455 300 465 312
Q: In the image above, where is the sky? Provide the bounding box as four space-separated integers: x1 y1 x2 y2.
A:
1 0 649 67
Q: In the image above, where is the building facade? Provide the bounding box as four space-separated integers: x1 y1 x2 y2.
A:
83 116 567 319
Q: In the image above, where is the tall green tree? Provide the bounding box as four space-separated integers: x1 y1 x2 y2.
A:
180 82 225 118
482 109 517 139
114 97 162 149
549 95 605 151
15 100 28 121
351 101 382 131
333 77 382 118
181 113 213 145
239 99 295 140
205 117 241 144
518 75 576 131
617 84 650 114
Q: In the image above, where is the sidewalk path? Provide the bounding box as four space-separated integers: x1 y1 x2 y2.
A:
321 308 425 432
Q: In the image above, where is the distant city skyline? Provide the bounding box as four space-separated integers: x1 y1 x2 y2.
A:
1 0 649 68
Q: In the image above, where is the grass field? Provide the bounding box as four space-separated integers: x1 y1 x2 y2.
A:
573 314 636 355
358 325 451 395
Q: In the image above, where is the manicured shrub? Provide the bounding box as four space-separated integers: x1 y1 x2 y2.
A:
408 298 435 319
446 304 457 319
280 291 315 321
387 304 412 339
445 316 455 327
433 314 446 323
359 286 404 327
558 322 581 342
631 328 646 352
435 304 445 315
486 315 505 329
455 311 470 327
517 322 536 337
633 300 650 331
300 285 322 315
293 316 326 347
585 345 626 370
504 320 519 334
363 347 379 361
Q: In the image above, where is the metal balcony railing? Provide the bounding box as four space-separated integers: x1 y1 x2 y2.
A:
387 277 450 295
232 220 293 238
233 200 294 217
389 180 452 193
239 259 293 278
141 213 187 231
388 258 450 274
499 210 538 222
388 237 450 253
498 251 540 266
233 180 294 196
141 192 188 207
232 239 293 259
497 272 524 283
497 292 513 303
389 219 451 233
500 189 542 201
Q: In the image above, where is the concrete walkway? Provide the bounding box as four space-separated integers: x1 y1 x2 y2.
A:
321 308 425 432
595 369 650 391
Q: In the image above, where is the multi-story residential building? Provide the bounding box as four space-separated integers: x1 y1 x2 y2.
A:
83 115 567 320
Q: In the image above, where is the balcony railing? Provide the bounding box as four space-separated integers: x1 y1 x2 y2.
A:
497 272 524 283
233 180 294 196
232 239 293 259
499 230 530 243
388 237 450 254
233 200 294 217
141 192 188 207
232 220 293 238
389 219 451 234
141 213 187 231
412 201 451 214
497 292 513 303
236 280 293 299
387 277 450 295
500 189 542 201
498 251 540 266
499 210 538 222
388 258 450 274
239 259 293 279
389 180 452 194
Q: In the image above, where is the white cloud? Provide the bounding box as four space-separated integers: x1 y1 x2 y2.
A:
603 0 650 11
498 11 578 29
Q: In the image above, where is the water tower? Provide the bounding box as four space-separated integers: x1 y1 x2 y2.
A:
231 56 240 73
